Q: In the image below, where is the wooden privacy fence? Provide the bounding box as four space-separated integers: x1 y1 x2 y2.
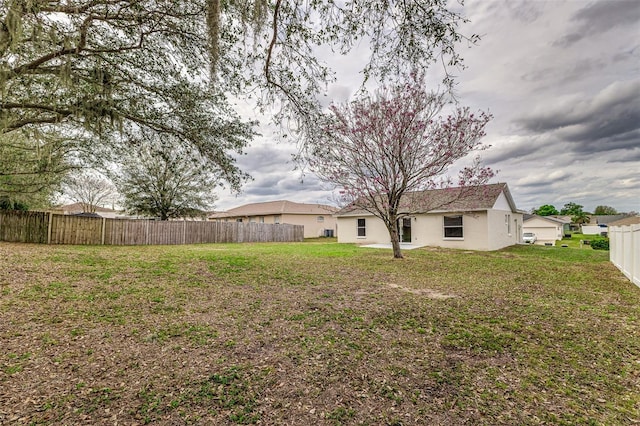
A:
609 223 640 288
0 211 304 245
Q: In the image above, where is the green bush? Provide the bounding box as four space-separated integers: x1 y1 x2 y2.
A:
591 238 609 251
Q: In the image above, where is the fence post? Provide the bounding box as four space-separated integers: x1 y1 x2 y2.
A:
101 217 106 245
47 212 53 244
183 220 187 244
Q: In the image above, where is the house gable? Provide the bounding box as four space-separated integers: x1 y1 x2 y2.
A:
492 192 512 211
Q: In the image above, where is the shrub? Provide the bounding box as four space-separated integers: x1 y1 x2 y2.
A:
591 238 609 251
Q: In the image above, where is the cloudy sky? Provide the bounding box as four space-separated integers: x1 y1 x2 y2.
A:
216 0 640 214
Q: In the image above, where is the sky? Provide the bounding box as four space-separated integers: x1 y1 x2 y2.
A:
215 0 640 214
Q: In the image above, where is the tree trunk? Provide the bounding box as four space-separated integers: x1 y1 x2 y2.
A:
387 217 403 259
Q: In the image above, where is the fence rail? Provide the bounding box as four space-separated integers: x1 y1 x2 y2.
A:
0 211 304 245
609 223 640 287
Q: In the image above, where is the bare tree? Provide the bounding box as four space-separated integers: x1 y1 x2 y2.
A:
310 78 494 258
64 172 118 213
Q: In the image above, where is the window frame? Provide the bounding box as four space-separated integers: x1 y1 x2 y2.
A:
443 214 464 239
357 218 366 238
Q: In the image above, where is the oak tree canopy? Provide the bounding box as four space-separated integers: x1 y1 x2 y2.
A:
1 0 477 202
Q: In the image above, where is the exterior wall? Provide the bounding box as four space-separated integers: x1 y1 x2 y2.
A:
214 214 279 224
215 213 336 238
413 211 490 250
337 210 519 251
486 209 523 250
336 215 390 244
281 214 337 238
523 217 563 245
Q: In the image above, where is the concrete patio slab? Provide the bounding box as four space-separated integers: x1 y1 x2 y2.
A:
360 243 427 250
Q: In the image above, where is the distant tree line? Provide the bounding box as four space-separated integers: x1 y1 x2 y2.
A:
531 202 630 223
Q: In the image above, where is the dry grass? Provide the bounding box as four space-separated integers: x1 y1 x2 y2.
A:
0 241 638 425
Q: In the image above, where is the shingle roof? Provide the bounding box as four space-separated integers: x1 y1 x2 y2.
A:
594 214 632 225
523 215 569 225
608 216 640 227
209 200 338 218
335 183 516 216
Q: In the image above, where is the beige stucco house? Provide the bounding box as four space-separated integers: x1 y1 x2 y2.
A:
208 200 338 239
335 183 523 251
522 215 569 245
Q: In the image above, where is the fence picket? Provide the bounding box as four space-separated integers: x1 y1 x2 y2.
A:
609 224 640 287
0 211 304 245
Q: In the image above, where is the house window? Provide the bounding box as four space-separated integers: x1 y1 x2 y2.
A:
357 218 366 237
506 214 511 234
259 216 265 223
236 218 243 223
274 215 281 224
443 215 463 238
249 217 256 223
317 216 324 223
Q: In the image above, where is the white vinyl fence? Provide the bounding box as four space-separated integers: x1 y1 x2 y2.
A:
609 224 640 287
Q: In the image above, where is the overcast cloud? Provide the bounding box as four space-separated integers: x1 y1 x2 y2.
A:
216 0 640 214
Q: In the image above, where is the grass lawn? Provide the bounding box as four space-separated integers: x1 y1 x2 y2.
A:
0 241 638 425
554 233 608 249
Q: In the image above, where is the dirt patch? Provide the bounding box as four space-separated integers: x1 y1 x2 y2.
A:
386 283 457 299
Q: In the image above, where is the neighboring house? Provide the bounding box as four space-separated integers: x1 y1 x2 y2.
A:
334 183 523 251
582 214 633 236
51 203 121 219
209 200 338 238
608 216 640 227
523 215 569 245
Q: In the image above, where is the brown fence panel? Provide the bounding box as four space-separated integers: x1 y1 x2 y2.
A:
104 219 148 245
184 221 216 244
50 215 103 245
0 211 48 243
0 212 305 246
147 221 184 245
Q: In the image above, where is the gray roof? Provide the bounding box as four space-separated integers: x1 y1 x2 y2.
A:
593 214 632 225
209 200 337 219
335 183 518 216
608 216 640 227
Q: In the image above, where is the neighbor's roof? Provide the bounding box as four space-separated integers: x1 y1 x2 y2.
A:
608 216 640 227
335 183 518 216
209 200 338 219
55 203 118 213
523 214 569 225
593 214 632 225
